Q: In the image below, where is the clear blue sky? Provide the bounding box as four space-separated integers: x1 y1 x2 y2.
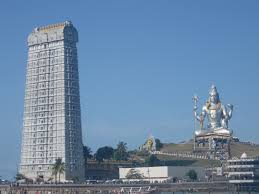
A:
1 0 259 179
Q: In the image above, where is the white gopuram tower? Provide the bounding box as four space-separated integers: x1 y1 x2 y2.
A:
19 21 85 181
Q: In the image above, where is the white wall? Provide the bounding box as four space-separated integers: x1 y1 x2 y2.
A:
120 166 169 179
119 166 205 181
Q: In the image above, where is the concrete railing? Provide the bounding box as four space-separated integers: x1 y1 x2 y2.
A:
2 181 253 193
152 151 221 160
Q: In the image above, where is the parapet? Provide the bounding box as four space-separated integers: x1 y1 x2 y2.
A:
28 21 78 46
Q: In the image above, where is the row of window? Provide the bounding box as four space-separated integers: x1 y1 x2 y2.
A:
28 47 75 58
22 145 62 153
24 129 66 134
21 164 79 172
29 41 63 51
26 73 78 83
228 168 256 172
24 103 80 112
24 108 80 114
26 81 78 91
22 136 79 146
23 123 80 131
24 131 63 138
21 152 81 162
22 133 67 140
27 65 64 75
228 161 259 165
28 49 64 59
25 88 62 96
25 86 63 94
21 162 79 172
22 134 80 143
24 111 80 118
25 90 79 100
23 120 80 127
27 63 78 74
25 87 79 96
25 98 79 107
24 117 80 125
28 56 77 67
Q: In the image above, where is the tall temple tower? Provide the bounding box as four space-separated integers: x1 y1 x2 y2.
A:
19 21 85 181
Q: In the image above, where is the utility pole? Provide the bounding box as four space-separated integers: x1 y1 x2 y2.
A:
147 168 151 183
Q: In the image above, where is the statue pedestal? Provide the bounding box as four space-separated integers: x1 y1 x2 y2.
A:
195 127 232 136
193 132 232 160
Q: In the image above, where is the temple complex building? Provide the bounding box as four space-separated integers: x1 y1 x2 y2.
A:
227 153 259 184
19 21 85 181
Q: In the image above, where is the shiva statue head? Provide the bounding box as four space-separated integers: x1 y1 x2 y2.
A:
208 85 220 105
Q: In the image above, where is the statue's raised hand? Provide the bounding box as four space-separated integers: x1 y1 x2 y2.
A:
227 104 233 110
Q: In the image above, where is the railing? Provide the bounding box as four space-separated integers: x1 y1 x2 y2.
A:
121 186 156 193
152 150 221 160
2 181 259 193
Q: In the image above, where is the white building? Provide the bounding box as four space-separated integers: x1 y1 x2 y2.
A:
119 166 205 182
19 21 85 181
227 153 259 184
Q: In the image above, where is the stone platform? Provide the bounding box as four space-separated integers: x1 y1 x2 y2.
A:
193 132 232 160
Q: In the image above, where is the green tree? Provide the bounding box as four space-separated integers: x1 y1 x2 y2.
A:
95 146 114 162
145 154 160 166
15 173 33 183
114 141 129 161
155 138 163 150
15 173 27 181
83 145 93 161
52 158 65 183
125 169 145 179
186 169 198 181
58 162 65 183
72 176 79 183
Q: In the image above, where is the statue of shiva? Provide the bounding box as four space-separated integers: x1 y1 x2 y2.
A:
193 85 233 136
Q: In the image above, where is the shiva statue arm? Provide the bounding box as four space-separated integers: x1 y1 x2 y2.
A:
221 104 233 128
194 106 207 129
227 104 233 119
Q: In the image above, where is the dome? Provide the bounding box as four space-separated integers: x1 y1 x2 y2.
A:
241 152 248 159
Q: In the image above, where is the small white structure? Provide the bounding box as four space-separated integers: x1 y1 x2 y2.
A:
139 135 157 152
119 166 205 183
240 152 248 159
227 153 259 184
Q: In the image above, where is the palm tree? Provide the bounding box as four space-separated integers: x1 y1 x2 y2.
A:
52 158 65 183
114 141 129 161
83 146 93 161
58 161 65 183
52 161 59 183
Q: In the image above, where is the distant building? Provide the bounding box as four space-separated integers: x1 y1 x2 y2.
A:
119 166 205 183
205 166 228 182
19 21 85 181
139 135 157 152
227 153 259 184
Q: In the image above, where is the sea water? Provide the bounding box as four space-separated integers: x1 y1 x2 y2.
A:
161 192 257 194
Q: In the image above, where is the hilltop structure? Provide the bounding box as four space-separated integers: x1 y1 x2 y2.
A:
139 135 157 152
19 21 85 181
